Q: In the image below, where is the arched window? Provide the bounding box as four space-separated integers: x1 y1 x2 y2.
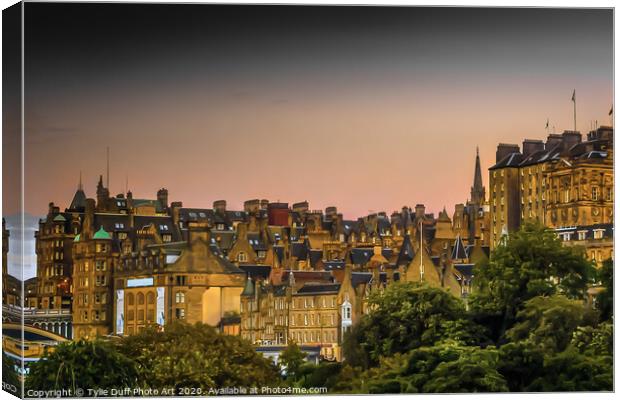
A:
147 292 155 304
175 292 185 304
137 292 145 305
127 293 134 306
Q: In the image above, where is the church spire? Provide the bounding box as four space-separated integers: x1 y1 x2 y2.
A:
470 146 485 205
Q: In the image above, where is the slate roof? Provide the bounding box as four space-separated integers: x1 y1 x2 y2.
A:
247 233 268 251
68 189 87 211
554 223 613 241
350 248 373 265
324 261 345 271
396 235 415 265
239 265 272 280
489 152 524 170
296 283 341 295
454 264 474 278
351 272 372 287
291 241 309 259
451 235 467 260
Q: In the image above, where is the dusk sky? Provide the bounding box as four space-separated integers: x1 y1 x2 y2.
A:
9 4 614 220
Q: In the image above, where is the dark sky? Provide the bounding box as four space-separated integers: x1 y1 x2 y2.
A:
12 4 615 219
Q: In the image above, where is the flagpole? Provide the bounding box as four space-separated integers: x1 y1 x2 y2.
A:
573 90 577 132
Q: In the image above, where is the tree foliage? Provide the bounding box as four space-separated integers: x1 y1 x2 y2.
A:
117 321 280 390
343 282 485 367
595 258 613 322
506 295 585 353
469 222 595 341
278 341 307 381
26 339 139 393
335 223 611 393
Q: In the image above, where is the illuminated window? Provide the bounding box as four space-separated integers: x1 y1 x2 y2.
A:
176 292 185 303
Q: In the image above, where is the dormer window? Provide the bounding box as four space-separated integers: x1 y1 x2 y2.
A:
237 252 248 262
217 224 225 230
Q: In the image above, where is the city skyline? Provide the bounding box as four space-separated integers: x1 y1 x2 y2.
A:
1 4 612 218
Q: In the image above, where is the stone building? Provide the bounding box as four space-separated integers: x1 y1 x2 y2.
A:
488 126 614 262
31 150 491 343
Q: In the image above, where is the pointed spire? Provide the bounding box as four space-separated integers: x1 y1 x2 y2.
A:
470 146 485 205
78 171 83 191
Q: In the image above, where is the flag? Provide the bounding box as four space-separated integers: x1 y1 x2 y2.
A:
609 106 613 116
571 89 576 102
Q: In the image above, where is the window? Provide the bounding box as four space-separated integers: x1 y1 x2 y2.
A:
176 308 185 319
127 293 134 306
163 234 172 243
592 187 599 201
304 314 308 326
82 311 89 321
147 292 155 304
137 292 145 305
607 188 612 201
237 252 248 262
176 292 185 304
578 231 587 241
176 275 187 286
95 260 106 271
594 230 604 240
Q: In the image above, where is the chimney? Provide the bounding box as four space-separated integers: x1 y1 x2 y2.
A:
171 201 183 227
522 139 544 158
244 199 260 214
496 143 520 162
545 134 563 151
157 188 169 210
561 130 582 151
213 200 227 214
292 201 309 215
188 221 210 244
415 204 426 220
325 206 338 220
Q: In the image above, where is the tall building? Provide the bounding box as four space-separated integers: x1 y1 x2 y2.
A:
489 126 614 263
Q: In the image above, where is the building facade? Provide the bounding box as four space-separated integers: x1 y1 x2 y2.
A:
489 126 614 264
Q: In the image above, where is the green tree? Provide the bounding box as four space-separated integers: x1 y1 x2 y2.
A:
343 282 481 367
469 222 595 342
118 321 280 391
527 348 612 391
354 343 508 393
571 322 613 357
497 341 545 391
278 341 307 382
595 258 613 322
506 295 585 353
25 339 139 393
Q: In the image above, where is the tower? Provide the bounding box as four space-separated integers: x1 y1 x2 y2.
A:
470 147 486 205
